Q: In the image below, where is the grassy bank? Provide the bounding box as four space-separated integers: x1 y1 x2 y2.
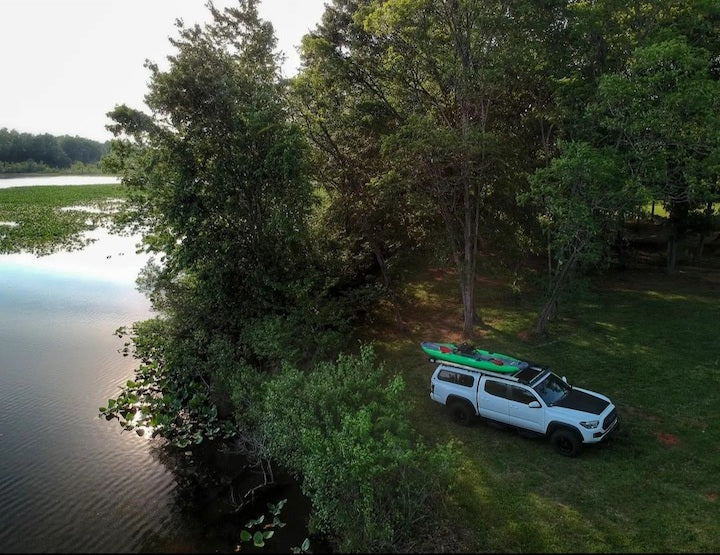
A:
0 184 126 254
365 262 720 552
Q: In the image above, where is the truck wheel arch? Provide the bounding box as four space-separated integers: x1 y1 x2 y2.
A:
446 396 476 426
547 424 583 457
546 422 582 439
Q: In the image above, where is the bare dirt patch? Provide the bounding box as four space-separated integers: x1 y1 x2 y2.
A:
655 431 681 446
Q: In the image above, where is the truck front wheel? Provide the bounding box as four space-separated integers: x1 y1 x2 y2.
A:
449 401 474 426
550 428 582 457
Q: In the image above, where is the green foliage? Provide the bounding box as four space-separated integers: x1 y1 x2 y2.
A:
105 0 354 371
293 0 433 317
100 319 239 447
594 37 720 217
290 537 311 554
236 499 288 549
525 141 644 333
0 127 108 171
261 345 458 553
528 141 643 270
350 0 562 334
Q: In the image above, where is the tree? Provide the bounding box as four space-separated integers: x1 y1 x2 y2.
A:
292 0 431 328
593 37 720 271
526 141 644 335
0 128 107 171
103 0 344 452
107 0 319 355
348 0 561 337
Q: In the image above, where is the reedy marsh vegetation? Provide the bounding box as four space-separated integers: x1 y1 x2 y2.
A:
98 0 720 552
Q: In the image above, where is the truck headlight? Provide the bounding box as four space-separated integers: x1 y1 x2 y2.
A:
580 420 599 429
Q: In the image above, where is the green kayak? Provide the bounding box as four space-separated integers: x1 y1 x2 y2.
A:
421 341 528 373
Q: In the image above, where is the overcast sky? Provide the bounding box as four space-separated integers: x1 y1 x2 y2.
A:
0 0 328 142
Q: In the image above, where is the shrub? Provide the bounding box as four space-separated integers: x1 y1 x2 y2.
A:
261 345 458 552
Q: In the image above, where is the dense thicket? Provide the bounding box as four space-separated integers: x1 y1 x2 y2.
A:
297 0 720 336
101 0 720 551
102 2 455 552
0 128 109 172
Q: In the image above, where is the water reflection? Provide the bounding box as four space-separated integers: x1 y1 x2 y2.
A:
1 227 149 284
0 228 178 552
0 175 121 188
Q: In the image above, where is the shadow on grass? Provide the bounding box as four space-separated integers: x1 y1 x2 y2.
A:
361 261 720 553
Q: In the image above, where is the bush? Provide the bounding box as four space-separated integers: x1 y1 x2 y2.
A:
261 345 458 552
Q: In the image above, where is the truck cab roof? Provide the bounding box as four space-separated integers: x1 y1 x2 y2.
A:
433 358 552 386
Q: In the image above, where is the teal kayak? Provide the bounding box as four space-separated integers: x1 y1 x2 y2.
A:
421 341 528 373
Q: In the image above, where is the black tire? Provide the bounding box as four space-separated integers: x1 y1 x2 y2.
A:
550 428 582 457
448 401 474 426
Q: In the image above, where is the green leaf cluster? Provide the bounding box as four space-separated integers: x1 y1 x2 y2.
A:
237 499 288 549
527 141 643 270
100 319 238 447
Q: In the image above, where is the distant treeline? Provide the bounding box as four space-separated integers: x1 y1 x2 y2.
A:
0 128 110 174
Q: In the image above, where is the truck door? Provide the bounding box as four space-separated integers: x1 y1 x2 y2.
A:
507 385 545 433
477 378 511 424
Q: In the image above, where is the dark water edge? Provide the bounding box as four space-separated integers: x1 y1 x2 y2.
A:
132 438 328 554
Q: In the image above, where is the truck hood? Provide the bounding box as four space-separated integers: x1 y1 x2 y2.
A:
552 387 610 415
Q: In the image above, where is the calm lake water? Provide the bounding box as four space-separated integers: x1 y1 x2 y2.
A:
0 174 314 552
0 175 120 189
0 229 254 553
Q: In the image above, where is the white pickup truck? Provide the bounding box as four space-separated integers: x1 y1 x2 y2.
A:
429 360 619 456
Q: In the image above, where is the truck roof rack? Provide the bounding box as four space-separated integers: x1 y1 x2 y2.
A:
429 358 551 385
428 358 522 381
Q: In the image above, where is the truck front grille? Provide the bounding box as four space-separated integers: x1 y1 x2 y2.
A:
603 408 617 430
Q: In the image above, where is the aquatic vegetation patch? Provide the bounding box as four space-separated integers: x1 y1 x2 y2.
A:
0 184 126 255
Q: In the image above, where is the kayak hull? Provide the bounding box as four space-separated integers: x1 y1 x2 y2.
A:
421 341 527 373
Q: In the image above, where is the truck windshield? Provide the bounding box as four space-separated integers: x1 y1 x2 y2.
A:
533 373 570 406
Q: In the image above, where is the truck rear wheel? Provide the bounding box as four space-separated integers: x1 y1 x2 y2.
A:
449 401 474 426
550 428 582 457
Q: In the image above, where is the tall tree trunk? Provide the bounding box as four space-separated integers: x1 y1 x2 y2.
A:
534 250 579 336
461 146 479 337
666 202 689 273
666 232 678 273
372 245 404 329
461 264 476 338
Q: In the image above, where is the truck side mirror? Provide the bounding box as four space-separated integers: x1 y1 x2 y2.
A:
528 401 541 408
562 376 568 383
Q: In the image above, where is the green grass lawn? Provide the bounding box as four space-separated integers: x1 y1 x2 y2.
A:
366 262 720 552
0 184 126 254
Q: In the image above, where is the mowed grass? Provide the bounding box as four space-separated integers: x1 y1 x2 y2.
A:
365 262 720 552
0 184 126 254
